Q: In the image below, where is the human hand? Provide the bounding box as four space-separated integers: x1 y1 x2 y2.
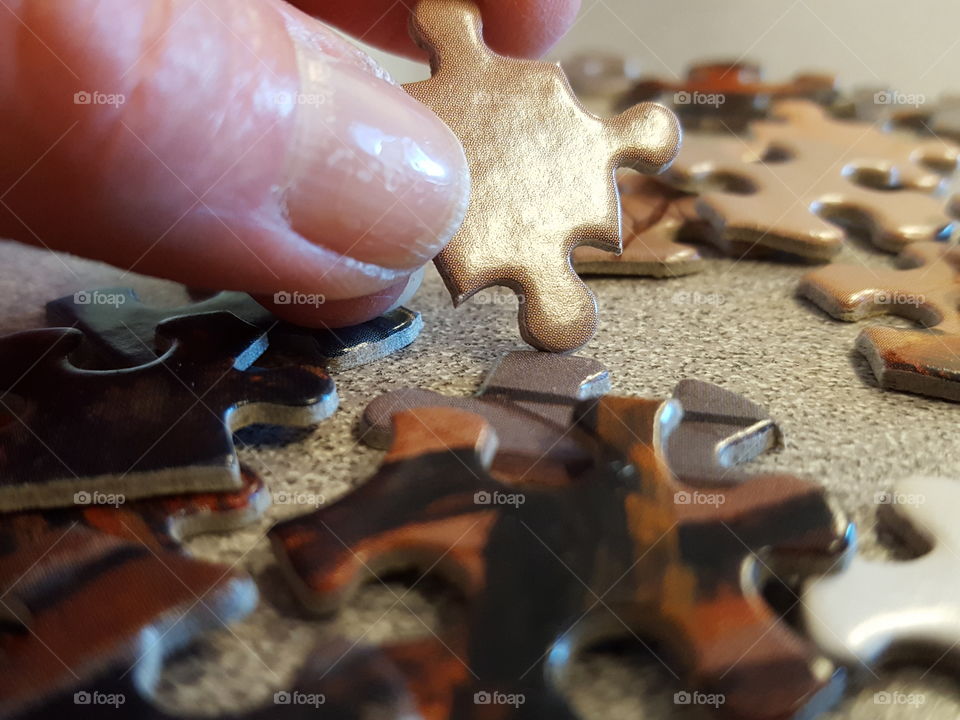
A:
0 0 580 326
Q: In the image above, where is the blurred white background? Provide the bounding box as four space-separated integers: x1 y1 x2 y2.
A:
362 0 960 99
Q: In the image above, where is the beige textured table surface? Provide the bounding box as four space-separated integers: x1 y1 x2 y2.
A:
1 234 959 719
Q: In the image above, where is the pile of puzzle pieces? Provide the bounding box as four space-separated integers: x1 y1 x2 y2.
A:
2 1 960 718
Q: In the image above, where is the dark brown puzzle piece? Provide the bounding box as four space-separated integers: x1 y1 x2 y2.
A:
46 288 423 372
0 313 336 512
272 403 849 719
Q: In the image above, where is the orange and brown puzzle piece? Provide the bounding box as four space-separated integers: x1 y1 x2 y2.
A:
271 398 849 719
799 240 960 402
662 100 958 260
402 0 681 352
573 172 705 277
618 60 836 132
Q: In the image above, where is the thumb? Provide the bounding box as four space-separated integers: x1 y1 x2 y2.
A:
0 0 469 325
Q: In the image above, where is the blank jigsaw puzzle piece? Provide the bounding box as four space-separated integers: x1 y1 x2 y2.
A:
402 0 680 352
803 478 960 670
0 522 256 718
46 288 422 372
666 128 953 260
573 173 705 277
0 313 336 512
799 241 960 401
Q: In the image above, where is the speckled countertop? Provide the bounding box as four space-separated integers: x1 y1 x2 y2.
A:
1 234 958 719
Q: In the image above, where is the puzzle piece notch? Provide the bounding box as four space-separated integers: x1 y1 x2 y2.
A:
403 0 681 352
803 477 960 670
573 173 706 277
280 395 848 719
46 287 423 372
0 523 256 719
799 241 960 401
0 313 336 512
665 127 954 259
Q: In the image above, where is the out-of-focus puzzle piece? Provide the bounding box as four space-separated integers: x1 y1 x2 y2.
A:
888 94 960 144
799 241 960 401
0 522 256 718
803 477 960 670
663 102 956 259
361 351 609 485
47 288 422 372
0 313 336 512
363 352 783 485
402 0 681 352
273 403 849 719
573 173 705 277
11 466 270 554
618 60 836 131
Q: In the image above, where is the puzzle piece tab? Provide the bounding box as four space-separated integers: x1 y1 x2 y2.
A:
663 108 956 260
0 313 336 511
573 173 705 277
47 288 422 372
402 0 681 352
799 241 960 401
803 478 960 669
276 397 848 719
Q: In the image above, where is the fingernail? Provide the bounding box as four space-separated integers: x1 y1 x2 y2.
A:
284 43 469 270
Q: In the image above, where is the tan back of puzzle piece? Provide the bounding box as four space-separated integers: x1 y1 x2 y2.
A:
800 241 960 401
664 100 956 259
403 0 681 352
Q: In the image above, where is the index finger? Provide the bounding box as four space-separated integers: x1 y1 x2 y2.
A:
290 0 582 60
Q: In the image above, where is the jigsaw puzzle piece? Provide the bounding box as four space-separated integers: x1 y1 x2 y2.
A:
46 288 422 372
799 241 960 401
666 132 953 259
752 100 959 191
618 60 836 132
667 379 781 482
803 478 960 670
0 522 256 718
402 0 680 351
578 396 849 720
573 174 705 277
361 351 609 483
0 313 336 512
